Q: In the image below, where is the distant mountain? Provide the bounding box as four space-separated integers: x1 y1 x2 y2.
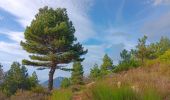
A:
41 77 64 88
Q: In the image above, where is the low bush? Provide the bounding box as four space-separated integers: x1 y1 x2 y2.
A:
60 78 71 88
159 49 170 64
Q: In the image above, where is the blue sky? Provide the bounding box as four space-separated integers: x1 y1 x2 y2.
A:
0 0 170 82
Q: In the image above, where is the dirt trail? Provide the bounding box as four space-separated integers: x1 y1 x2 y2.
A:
72 92 83 100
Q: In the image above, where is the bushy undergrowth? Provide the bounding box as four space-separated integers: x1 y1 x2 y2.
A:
50 89 72 100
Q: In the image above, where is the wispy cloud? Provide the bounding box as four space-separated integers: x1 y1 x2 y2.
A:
0 41 26 56
0 0 95 42
141 11 170 40
151 0 170 6
0 30 24 43
115 0 126 25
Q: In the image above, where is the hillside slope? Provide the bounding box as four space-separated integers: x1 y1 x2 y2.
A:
81 62 170 100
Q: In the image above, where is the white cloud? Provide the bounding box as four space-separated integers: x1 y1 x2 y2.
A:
102 27 137 50
0 0 95 42
141 11 170 40
0 41 26 56
0 30 24 43
82 45 106 75
152 0 170 6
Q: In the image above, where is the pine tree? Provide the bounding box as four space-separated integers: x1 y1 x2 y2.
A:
120 49 131 63
147 37 170 59
136 35 148 64
90 63 101 79
0 64 4 82
1 62 39 96
156 37 170 56
1 62 30 95
29 71 39 87
20 7 87 91
71 62 84 85
61 78 71 88
101 54 113 75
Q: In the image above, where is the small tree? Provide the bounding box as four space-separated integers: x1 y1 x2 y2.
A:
0 64 4 82
29 71 39 88
120 49 131 63
1 62 30 95
136 35 148 64
147 37 170 59
90 63 101 79
101 54 113 75
158 37 170 54
114 49 140 72
61 78 71 88
71 62 84 86
20 7 87 91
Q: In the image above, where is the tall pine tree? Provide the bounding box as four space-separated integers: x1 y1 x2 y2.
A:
90 63 101 79
120 49 131 63
20 7 87 91
0 64 4 82
29 71 39 88
1 62 30 95
136 35 148 64
101 54 113 75
71 62 84 86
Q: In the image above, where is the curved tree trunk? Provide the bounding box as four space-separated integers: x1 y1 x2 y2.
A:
48 67 56 91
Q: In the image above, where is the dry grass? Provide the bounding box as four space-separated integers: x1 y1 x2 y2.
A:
0 91 8 100
82 61 170 100
10 89 49 100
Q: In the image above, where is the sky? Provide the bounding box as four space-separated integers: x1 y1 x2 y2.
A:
0 0 170 82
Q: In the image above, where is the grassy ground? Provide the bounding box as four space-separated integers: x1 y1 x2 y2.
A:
81 61 170 100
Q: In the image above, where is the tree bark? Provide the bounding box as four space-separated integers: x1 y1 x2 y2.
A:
48 67 56 91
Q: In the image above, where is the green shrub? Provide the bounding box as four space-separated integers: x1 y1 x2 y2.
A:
61 78 71 88
50 89 72 100
159 49 170 63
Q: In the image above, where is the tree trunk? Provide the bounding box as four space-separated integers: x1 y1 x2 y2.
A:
48 67 56 91
141 56 144 65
